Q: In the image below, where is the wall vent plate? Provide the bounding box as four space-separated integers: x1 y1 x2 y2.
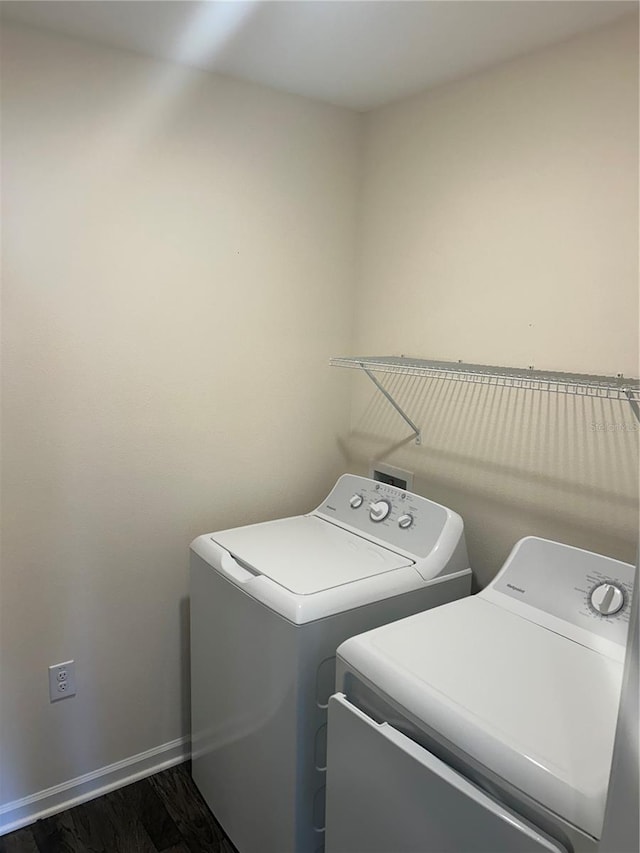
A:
369 462 414 492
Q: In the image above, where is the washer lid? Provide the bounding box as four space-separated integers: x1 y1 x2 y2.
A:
337 596 623 839
211 515 413 595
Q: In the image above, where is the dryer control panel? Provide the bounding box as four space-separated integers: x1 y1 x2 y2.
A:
490 536 635 646
314 474 456 560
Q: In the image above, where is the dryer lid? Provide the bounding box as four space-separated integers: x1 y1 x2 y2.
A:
211 514 414 595
337 596 623 840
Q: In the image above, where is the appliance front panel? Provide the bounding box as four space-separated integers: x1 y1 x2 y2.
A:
325 694 568 853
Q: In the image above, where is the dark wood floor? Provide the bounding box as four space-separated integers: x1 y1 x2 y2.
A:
0 763 237 853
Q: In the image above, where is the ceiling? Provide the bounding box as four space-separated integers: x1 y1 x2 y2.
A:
1 1 636 110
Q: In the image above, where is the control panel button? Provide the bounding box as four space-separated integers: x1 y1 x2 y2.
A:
590 583 625 616
349 494 364 509
369 500 391 523
398 513 414 529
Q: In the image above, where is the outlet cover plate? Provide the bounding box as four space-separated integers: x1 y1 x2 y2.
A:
369 462 414 491
48 660 76 702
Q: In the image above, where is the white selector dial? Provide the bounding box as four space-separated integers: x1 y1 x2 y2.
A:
369 499 391 522
398 513 414 529
349 494 363 509
590 583 625 616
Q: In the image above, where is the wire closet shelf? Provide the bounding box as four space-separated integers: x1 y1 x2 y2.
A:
330 356 640 403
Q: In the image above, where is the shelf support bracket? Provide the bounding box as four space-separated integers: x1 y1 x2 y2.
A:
624 389 640 424
362 365 422 445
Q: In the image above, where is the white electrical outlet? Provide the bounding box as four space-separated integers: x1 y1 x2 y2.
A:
48 660 76 702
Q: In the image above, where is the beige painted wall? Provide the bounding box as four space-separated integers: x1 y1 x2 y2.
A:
1 12 638 816
0 23 359 806
348 17 639 586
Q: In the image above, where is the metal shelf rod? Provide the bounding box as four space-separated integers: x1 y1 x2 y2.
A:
362 366 422 445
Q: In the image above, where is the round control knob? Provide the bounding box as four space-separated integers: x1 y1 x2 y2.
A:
349 494 363 509
590 583 625 616
398 513 414 529
369 499 391 523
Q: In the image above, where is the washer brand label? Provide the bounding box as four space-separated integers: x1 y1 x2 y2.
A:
506 583 526 594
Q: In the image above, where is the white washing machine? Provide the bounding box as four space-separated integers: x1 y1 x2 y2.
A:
325 536 635 853
190 474 471 853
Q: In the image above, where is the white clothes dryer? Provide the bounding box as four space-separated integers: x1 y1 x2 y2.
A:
325 536 634 853
190 474 471 853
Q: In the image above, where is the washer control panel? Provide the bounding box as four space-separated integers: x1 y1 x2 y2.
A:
317 474 454 559
492 536 635 645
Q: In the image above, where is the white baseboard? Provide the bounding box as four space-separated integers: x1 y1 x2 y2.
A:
0 735 191 837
